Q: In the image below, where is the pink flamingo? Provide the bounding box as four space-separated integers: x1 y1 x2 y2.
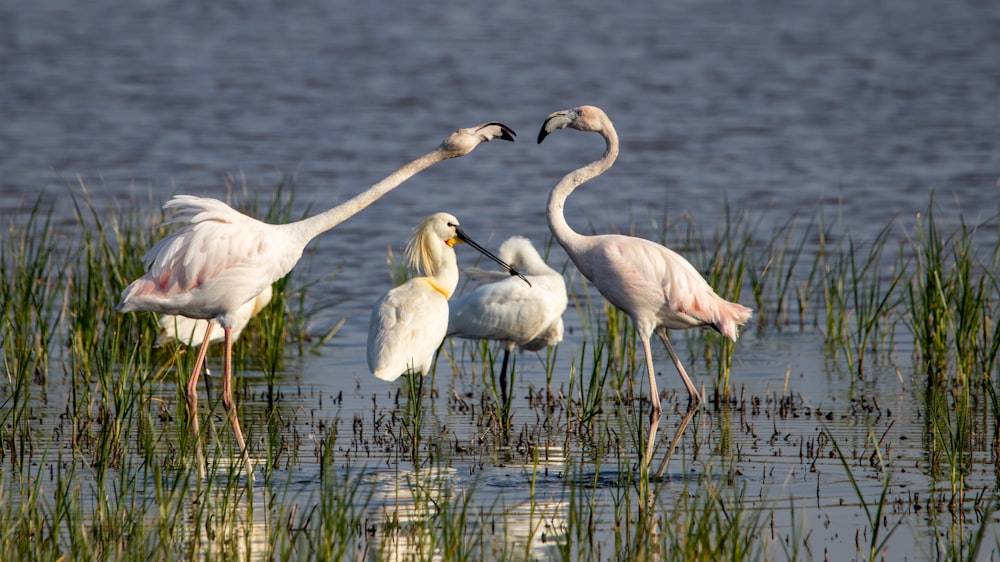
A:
538 106 751 412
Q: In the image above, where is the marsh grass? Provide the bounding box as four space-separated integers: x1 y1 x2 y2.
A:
5 185 1000 561
400 371 429 467
446 339 515 435
827 422 901 561
699 201 752 396
0 181 329 560
7 209 63 370
659 474 768 562
904 205 963 383
900 201 1000 507
820 223 903 378
275 453 372 558
560 272 613 426
746 213 823 331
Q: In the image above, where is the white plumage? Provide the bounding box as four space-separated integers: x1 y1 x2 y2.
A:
368 213 525 382
448 236 567 403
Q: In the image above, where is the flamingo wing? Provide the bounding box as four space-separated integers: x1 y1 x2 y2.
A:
586 235 731 333
119 197 296 319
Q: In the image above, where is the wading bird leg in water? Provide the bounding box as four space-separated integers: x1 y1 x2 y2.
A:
655 404 698 479
186 324 215 476
498 347 512 412
642 410 660 474
658 329 701 405
218 327 246 456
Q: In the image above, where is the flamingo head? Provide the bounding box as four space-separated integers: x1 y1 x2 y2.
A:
537 105 607 143
438 122 516 157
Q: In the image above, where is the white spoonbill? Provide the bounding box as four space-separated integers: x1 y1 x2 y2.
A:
537 106 751 412
448 236 567 406
118 121 515 460
368 213 527 382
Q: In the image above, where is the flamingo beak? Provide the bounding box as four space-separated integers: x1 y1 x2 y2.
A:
537 110 573 143
475 122 517 142
454 227 531 286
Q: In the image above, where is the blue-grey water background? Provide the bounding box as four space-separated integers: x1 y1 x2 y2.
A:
5 0 998 355
2 0 1000 559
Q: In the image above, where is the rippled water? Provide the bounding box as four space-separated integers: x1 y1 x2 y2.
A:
3 0 1000 559
4 0 998 329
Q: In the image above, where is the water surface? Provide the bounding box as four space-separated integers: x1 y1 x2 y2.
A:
2 0 999 559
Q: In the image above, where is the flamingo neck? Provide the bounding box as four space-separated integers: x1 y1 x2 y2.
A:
546 124 620 251
293 149 447 243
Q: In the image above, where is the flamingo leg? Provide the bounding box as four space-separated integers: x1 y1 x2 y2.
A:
656 329 702 405
220 326 250 468
639 335 663 415
185 324 214 478
186 325 214 437
655 403 697 478
642 410 661 472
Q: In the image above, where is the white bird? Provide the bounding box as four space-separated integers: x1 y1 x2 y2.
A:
156 285 273 349
448 236 568 407
537 105 752 412
118 121 516 460
368 213 526 382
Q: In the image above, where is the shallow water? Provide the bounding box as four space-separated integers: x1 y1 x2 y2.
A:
3 0 1000 559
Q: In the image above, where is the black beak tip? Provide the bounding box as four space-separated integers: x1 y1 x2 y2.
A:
484 121 516 142
510 268 531 286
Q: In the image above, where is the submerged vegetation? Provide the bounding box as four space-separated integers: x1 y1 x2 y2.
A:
1 183 999 560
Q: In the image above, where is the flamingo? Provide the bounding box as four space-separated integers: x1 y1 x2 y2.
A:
368 213 527 382
447 236 567 407
537 106 751 412
118 121 516 462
